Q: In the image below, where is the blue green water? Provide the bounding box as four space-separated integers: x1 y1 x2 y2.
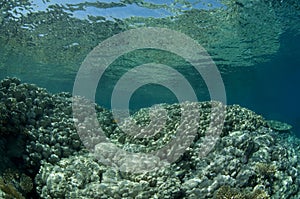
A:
0 0 299 135
224 30 300 136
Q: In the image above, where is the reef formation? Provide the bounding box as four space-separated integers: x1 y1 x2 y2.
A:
0 77 299 199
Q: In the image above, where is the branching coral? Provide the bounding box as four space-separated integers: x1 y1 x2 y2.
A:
0 177 25 199
214 185 270 199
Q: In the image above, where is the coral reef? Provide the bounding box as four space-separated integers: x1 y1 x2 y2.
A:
255 163 276 179
0 177 25 199
214 185 270 199
35 154 182 198
0 77 85 174
0 169 33 199
1 78 300 198
266 120 293 132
